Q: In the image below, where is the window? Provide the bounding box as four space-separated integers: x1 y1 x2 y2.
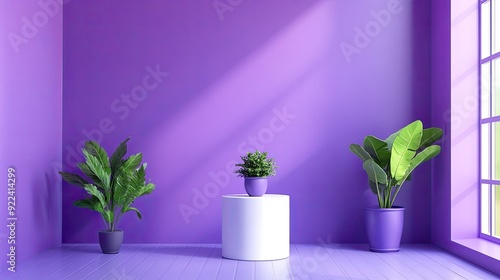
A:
480 0 500 241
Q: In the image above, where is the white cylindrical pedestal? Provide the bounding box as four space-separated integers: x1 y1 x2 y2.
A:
222 194 290 261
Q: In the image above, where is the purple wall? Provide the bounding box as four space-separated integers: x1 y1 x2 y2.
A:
62 0 432 243
0 0 63 270
430 0 452 247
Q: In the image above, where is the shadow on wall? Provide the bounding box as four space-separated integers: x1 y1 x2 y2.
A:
62 0 430 243
62 0 333 243
41 172 62 244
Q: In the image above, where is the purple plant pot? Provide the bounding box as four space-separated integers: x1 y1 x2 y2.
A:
244 177 268 197
364 206 405 253
99 230 123 254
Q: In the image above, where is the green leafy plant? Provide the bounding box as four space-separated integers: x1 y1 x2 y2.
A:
235 151 278 177
59 137 155 231
350 120 443 208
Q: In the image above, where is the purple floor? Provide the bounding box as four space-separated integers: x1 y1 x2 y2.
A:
1 244 498 279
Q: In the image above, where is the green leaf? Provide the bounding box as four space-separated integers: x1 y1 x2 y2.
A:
369 180 386 195
78 163 102 186
110 137 130 175
120 168 138 203
83 184 107 209
364 159 388 208
384 131 399 150
363 136 391 167
102 210 114 223
83 150 111 191
122 153 143 172
74 197 104 213
419 128 444 150
398 145 441 185
123 206 142 219
113 170 129 206
349 144 372 162
59 172 89 187
140 183 156 196
130 166 147 199
363 159 388 185
73 198 93 209
114 164 139 206
390 120 423 181
84 141 111 173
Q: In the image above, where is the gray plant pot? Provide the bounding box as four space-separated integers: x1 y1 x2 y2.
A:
99 230 123 254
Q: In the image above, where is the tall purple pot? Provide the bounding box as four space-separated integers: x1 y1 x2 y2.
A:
364 206 405 253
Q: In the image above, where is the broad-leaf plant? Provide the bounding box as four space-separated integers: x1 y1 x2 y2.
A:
350 120 443 208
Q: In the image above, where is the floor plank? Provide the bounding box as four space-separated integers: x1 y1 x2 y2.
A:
0 243 498 280
302 243 348 280
411 244 492 280
255 259 276 280
197 244 223 280
293 244 330 280
95 243 159 280
118 243 165 279
41 244 132 279
272 257 294 280
63 244 146 280
178 244 216 280
234 260 254 280
322 244 366 280
136 244 182 279
2 244 79 279
215 257 238 280
348 244 407 280
373 246 435 280
337 244 387 280
159 244 202 279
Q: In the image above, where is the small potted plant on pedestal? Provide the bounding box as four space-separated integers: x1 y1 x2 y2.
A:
235 151 278 196
350 120 443 252
59 137 155 254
